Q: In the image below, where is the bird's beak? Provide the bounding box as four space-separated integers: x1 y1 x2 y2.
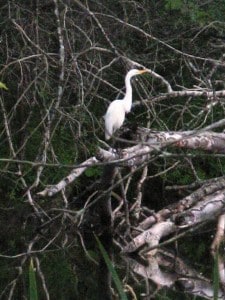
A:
138 69 148 74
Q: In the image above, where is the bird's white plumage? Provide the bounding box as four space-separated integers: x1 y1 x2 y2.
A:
104 68 148 140
105 100 126 140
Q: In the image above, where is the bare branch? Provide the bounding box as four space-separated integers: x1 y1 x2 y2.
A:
38 156 98 197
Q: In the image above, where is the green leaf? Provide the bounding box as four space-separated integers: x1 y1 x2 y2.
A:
84 166 101 178
29 258 38 300
95 235 128 300
0 82 8 90
165 0 183 10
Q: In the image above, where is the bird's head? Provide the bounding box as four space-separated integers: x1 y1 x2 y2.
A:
127 68 149 79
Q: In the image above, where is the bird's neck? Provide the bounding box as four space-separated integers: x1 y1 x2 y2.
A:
123 74 133 113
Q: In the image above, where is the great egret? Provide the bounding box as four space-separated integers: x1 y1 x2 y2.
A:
104 69 148 140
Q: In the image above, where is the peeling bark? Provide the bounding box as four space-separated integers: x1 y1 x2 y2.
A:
123 221 177 254
137 177 225 231
175 189 225 226
124 249 225 299
38 130 225 198
135 128 225 153
124 181 225 255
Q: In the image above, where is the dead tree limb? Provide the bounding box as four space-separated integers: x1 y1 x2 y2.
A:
124 185 225 254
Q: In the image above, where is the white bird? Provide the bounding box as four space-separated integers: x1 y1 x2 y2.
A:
104 69 148 140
